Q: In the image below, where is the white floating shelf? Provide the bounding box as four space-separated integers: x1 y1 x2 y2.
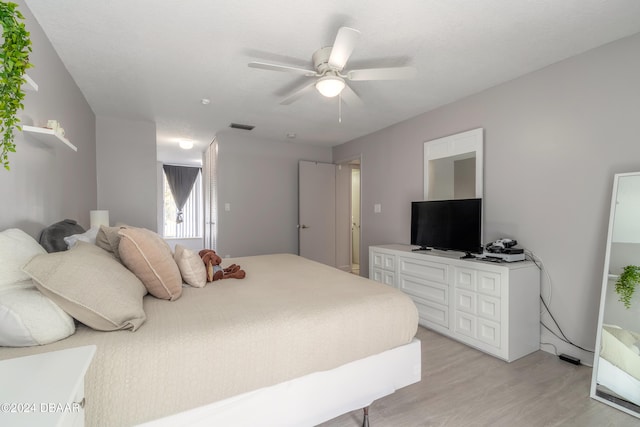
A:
23 73 38 91
22 125 77 152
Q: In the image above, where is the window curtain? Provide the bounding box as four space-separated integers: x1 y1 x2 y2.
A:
203 140 218 250
162 164 201 223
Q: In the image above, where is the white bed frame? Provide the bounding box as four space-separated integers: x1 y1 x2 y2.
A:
140 339 421 427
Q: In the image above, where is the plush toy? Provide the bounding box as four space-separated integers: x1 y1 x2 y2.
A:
198 249 246 282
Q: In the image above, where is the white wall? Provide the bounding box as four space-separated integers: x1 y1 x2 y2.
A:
216 132 331 257
333 32 640 364
96 116 157 230
0 1 96 237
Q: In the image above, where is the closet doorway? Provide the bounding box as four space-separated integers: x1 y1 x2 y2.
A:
336 158 361 275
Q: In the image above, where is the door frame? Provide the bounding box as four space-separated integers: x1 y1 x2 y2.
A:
335 154 363 274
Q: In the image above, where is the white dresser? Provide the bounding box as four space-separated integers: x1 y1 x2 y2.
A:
370 244 540 362
0 345 96 427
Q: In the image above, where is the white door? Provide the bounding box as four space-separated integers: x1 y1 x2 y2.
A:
299 161 336 266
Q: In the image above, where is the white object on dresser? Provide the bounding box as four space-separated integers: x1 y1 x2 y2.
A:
370 244 540 362
0 345 96 427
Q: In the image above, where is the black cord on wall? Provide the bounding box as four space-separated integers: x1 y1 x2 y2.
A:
526 250 595 355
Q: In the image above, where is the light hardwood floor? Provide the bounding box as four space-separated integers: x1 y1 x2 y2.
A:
320 326 639 427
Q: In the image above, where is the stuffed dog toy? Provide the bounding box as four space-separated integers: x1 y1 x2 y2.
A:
198 249 246 282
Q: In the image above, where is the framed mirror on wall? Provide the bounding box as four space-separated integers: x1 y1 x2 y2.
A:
423 128 483 201
591 171 640 418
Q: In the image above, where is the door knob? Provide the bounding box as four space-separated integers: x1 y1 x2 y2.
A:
298 224 310 229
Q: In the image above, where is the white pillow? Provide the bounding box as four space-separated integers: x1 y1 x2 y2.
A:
0 228 46 291
0 281 75 347
174 244 207 288
64 227 99 249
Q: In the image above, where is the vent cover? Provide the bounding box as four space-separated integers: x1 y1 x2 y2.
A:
230 123 255 131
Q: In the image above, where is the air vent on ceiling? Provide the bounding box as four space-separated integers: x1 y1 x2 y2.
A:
230 123 255 131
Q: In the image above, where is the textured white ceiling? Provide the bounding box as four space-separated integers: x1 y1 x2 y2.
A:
23 0 640 164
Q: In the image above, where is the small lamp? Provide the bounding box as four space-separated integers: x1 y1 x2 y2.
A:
90 210 110 229
315 75 346 98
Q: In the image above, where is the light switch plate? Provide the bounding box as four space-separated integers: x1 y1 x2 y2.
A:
374 203 381 213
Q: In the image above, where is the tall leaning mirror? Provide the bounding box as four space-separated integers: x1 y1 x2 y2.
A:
591 172 640 418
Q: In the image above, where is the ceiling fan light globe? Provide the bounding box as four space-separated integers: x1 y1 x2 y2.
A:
315 76 346 98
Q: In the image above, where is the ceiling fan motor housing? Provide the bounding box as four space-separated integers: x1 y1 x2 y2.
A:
312 46 335 74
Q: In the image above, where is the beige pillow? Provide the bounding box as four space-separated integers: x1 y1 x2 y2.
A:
96 225 126 261
22 242 147 331
118 228 182 300
174 244 206 288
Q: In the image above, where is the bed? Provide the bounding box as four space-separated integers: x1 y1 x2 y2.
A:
0 227 420 426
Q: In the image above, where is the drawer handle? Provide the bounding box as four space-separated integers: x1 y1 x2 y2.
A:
76 397 85 409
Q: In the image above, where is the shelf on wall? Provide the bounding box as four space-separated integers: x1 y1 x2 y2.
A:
23 74 38 91
22 125 77 152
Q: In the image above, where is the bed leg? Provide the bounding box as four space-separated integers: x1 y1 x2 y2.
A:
362 406 370 427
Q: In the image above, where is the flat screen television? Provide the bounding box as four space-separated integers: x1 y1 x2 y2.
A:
410 198 482 257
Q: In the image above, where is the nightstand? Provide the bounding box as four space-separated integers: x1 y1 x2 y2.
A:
0 345 96 427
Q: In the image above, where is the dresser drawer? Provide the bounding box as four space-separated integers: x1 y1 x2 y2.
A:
372 268 395 287
400 274 448 305
478 294 501 322
399 257 448 284
371 252 395 271
455 311 476 339
414 297 449 328
454 266 477 291
455 289 476 315
477 318 501 348
478 270 501 297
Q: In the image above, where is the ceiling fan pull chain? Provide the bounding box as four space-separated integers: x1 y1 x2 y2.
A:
338 92 342 123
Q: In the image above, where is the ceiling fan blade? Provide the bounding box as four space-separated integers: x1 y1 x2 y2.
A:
248 61 316 76
340 84 363 108
280 81 316 105
328 27 361 71
347 66 417 81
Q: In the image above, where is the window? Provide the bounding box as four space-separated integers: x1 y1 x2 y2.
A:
203 141 218 249
163 169 202 238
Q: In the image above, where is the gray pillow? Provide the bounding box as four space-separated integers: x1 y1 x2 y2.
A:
39 219 85 253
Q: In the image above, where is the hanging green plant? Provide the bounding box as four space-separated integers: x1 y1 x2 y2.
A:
615 265 640 309
0 2 32 171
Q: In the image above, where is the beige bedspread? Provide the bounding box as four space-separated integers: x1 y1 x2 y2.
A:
0 254 418 426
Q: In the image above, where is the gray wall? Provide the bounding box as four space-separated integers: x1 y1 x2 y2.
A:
333 32 640 363
0 1 96 237
96 116 157 230
454 158 476 199
216 132 331 258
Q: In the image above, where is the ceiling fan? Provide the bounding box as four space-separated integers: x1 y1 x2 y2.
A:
248 27 417 106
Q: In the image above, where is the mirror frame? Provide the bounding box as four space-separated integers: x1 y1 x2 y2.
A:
423 128 483 200
590 171 640 418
